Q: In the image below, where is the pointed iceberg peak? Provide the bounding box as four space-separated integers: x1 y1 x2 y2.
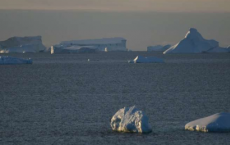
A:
185 28 203 40
189 28 198 32
163 28 221 54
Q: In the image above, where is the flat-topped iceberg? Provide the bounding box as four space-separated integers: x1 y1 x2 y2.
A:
163 28 229 54
51 45 97 54
0 36 46 53
185 113 230 132
128 55 164 63
0 56 32 64
51 37 127 53
110 106 152 133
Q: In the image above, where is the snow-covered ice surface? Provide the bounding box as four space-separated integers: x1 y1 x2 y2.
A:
1 52 230 145
0 56 32 64
128 55 164 63
111 106 152 133
185 113 230 132
0 36 46 53
163 28 229 54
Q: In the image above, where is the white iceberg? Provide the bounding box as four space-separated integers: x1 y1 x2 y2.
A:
128 55 164 63
110 106 152 133
0 36 46 53
163 28 223 54
147 44 171 52
185 113 230 132
51 37 127 53
0 56 32 64
51 45 97 54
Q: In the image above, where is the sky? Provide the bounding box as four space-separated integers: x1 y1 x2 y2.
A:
0 0 230 13
0 1 229 50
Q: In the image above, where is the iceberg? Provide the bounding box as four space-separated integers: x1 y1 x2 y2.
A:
0 56 32 65
51 45 97 54
147 45 171 52
208 47 230 53
185 113 230 132
0 36 46 53
51 37 127 54
163 28 221 54
128 55 164 63
111 106 152 133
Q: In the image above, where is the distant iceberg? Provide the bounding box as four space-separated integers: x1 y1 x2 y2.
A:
163 28 229 54
51 45 97 54
111 106 152 133
0 36 46 53
0 56 32 64
51 37 127 54
128 55 164 63
208 47 230 53
147 45 171 52
185 113 230 132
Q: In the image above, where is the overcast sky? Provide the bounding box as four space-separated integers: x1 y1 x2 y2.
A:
0 0 229 12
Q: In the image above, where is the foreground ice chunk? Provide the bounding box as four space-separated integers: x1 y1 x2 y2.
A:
111 106 152 133
128 55 164 63
0 56 32 64
185 113 230 132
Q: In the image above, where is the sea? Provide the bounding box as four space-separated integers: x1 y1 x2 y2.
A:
1 52 230 145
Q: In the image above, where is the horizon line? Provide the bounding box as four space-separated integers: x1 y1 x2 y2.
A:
0 7 229 14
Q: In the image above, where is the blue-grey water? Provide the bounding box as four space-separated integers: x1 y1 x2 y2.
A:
1 52 230 145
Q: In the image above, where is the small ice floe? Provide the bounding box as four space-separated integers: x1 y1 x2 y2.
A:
111 106 152 133
128 55 164 63
88 59 90 62
185 113 230 132
0 56 32 65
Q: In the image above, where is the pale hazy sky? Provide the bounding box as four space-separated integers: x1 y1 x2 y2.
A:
0 0 229 13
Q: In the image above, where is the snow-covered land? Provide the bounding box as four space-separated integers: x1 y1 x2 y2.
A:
0 36 46 53
51 37 127 54
111 106 152 133
0 56 32 64
147 45 171 52
185 113 230 132
128 55 164 63
163 28 229 54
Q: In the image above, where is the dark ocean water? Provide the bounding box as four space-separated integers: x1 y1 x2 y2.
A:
1 52 230 145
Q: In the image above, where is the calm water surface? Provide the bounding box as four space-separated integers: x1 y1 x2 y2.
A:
1 52 230 144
